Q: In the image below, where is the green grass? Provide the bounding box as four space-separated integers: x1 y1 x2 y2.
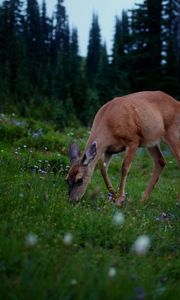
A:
0 114 180 300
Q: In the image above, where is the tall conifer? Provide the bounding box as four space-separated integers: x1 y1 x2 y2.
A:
86 13 101 85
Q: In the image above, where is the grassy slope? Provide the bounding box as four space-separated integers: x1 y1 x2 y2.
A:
0 115 180 300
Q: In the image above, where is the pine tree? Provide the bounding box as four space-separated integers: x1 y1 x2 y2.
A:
147 0 162 74
96 43 111 105
53 0 74 126
54 28 70 102
174 0 180 63
54 0 68 56
161 0 180 95
122 10 130 53
86 13 101 85
39 0 52 97
26 0 41 91
0 0 27 106
69 28 84 115
110 14 130 97
40 0 50 59
129 0 163 91
171 0 180 86
0 3 7 111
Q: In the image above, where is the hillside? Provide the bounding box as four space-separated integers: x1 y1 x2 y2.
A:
0 114 180 300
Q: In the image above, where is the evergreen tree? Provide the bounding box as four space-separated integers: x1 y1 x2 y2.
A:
39 0 52 97
86 13 101 85
110 15 130 97
53 0 74 126
129 0 163 91
53 5 70 100
128 2 149 90
170 0 180 91
174 0 180 63
0 3 7 111
54 0 68 57
96 43 111 104
40 0 50 59
0 0 28 107
26 0 41 91
147 0 162 72
69 28 85 116
122 10 130 53
161 0 179 95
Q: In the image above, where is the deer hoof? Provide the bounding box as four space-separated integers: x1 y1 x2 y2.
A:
140 196 148 203
115 196 126 207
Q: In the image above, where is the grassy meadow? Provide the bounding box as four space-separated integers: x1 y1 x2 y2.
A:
0 114 180 300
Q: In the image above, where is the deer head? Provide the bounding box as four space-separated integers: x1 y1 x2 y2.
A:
66 141 97 203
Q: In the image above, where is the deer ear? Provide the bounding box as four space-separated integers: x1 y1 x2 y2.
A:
69 142 80 164
83 141 97 166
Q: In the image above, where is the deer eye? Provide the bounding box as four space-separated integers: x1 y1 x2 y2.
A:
76 178 83 185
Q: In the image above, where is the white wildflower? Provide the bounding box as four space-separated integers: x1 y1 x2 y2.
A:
113 212 125 225
63 233 73 245
70 279 77 285
108 267 117 278
132 235 151 255
25 233 38 246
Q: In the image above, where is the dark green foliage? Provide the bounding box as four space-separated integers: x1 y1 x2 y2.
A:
0 0 180 127
86 13 101 85
96 43 111 105
128 0 162 90
161 0 180 96
110 14 131 97
128 0 180 95
26 0 41 90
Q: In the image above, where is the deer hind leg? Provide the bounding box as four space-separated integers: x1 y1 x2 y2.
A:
163 127 180 166
116 142 138 206
141 145 166 202
99 152 115 196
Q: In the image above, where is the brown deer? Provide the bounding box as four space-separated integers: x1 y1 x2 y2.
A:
66 91 180 206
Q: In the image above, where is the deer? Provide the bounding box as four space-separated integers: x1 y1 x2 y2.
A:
66 91 180 206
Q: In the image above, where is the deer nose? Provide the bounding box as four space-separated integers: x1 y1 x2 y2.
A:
68 182 74 197
68 194 80 204
68 191 80 204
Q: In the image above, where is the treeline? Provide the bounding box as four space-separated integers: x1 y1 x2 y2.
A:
0 0 180 127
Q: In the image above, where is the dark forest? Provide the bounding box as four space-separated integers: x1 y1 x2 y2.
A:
0 0 180 127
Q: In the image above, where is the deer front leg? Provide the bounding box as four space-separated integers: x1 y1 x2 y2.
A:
141 145 166 202
116 143 138 207
99 153 116 199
